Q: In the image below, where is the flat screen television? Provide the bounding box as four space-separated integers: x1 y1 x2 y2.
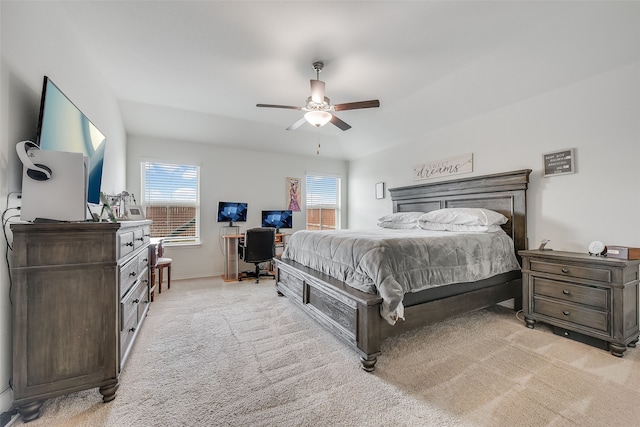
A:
36 76 107 205
217 201 248 226
261 210 292 231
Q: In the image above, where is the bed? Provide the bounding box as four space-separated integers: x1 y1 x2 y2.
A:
273 169 531 371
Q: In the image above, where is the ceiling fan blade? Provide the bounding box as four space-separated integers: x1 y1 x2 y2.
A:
286 117 307 131
330 114 351 131
333 100 380 111
310 80 325 104
256 104 302 110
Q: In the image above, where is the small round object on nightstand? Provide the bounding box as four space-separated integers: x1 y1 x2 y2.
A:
588 241 607 257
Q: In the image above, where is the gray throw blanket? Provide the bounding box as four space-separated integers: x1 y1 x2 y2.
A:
281 228 520 324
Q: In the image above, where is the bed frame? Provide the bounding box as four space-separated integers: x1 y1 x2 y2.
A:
273 169 531 371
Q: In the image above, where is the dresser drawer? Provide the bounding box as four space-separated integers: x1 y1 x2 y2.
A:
530 260 611 283
120 312 137 361
137 284 150 320
119 256 140 298
137 248 150 273
533 277 609 310
118 231 135 259
121 281 142 330
133 228 146 251
533 296 609 333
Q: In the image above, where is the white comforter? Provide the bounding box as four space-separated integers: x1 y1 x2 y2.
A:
281 228 520 324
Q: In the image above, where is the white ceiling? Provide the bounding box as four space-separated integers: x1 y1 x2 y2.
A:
55 1 640 160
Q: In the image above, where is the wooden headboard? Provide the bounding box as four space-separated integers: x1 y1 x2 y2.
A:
388 169 532 252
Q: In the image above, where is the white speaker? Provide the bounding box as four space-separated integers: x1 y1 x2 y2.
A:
20 150 88 222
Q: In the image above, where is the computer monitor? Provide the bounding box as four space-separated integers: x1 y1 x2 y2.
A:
217 201 248 226
261 210 292 231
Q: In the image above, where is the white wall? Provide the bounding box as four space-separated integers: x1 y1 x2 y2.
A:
348 60 640 252
127 135 347 279
0 2 127 414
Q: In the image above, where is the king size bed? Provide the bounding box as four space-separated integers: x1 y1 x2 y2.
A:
273 169 531 371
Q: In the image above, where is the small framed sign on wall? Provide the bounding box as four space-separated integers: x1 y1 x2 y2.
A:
543 148 575 177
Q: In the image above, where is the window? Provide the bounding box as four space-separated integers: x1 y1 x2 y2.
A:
305 174 340 230
141 161 200 244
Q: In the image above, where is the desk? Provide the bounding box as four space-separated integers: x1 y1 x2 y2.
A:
222 233 288 281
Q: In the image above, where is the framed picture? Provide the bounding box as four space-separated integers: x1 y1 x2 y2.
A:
125 205 146 220
286 177 301 212
375 182 385 199
543 148 575 177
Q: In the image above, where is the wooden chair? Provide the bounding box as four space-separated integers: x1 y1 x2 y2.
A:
151 240 172 295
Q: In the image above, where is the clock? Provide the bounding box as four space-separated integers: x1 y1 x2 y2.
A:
588 241 607 257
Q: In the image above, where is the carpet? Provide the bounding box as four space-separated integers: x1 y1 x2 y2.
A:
12 276 640 426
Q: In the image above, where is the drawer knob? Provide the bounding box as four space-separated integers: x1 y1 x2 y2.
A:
562 289 570 295
129 271 137 277
133 298 140 304
561 268 569 273
563 310 570 316
125 242 134 247
129 327 136 333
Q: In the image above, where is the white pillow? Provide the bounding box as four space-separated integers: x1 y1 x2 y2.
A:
418 221 503 233
377 212 424 224
377 221 419 229
419 208 507 226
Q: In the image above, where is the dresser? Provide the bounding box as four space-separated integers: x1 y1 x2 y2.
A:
10 220 151 422
520 250 640 356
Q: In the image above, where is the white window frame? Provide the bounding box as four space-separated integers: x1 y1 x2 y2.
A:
141 161 201 245
305 173 341 230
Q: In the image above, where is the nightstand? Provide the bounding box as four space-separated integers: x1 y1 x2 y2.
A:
520 250 640 357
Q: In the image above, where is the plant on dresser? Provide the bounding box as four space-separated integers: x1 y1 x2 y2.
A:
520 250 640 357
10 220 152 422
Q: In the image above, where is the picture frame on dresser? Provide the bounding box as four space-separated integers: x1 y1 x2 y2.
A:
124 205 145 220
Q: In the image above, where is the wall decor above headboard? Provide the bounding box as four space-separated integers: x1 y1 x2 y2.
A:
412 153 474 181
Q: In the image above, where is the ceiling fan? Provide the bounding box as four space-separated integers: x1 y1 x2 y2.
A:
256 61 380 131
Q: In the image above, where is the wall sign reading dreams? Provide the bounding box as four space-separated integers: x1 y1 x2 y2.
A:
412 153 473 181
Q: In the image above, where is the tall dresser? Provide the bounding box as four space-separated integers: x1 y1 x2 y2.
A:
10 220 152 422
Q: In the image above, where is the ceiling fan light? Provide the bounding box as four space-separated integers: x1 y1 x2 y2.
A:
304 110 332 127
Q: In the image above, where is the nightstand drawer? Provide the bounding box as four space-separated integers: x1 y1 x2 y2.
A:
530 260 611 283
533 277 608 309
533 296 608 333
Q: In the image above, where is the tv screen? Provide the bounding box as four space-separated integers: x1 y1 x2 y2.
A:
261 210 292 230
217 202 248 225
36 76 107 205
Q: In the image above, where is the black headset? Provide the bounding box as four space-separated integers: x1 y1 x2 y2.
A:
16 141 52 181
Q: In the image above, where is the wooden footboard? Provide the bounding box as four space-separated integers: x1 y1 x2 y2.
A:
275 257 522 371
275 257 383 371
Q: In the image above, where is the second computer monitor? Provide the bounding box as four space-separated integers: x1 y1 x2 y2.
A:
261 210 292 231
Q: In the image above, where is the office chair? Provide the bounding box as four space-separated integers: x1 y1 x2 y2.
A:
239 227 276 283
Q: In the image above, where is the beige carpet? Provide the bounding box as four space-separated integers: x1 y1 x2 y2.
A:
13 276 640 427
